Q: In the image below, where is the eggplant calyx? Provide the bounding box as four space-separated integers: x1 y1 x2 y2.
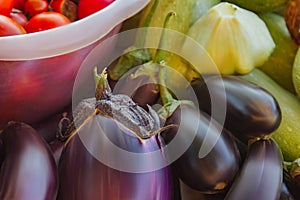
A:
94 67 112 101
56 112 72 141
108 48 152 81
130 61 160 85
95 93 162 140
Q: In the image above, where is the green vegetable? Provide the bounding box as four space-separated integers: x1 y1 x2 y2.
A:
109 0 220 84
259 12 298 94
224 0 288 13
241 69 300 162
184 2 275 75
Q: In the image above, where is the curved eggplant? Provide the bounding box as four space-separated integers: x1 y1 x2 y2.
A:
224 139 282 200
162 104 241 193
57 113 173 200
191 75 281 143
0 122 58 200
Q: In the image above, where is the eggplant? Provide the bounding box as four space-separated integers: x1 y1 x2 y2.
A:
58 68 174 200
161 104 241 193
111 68 160 109
224 139 283 200
280 182 296 200
283 169 300 200
57 100 173 200
0 122 58 200
191 75 282 143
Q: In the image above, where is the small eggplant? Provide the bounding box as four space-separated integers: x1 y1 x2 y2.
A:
162 104 241 193
191 75 281 143
57 69 174 200
0 122 58 200
224 139 283 200
283 169 300 200
111 65 160 109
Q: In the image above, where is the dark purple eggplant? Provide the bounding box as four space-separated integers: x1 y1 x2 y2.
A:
57 68 174 199
280 182 296 200
191 75 282 143
162 104 241 193
111 67 160 109
32 104 73 143
0 122 58 200
283 168 300 200
224 139 283 200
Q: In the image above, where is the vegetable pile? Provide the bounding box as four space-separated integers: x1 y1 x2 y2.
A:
2 0 300 199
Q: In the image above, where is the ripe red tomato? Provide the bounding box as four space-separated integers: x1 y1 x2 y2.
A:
0 14 26 36
77 0 114 19
24 0 49 18
24 12 71 33
0 0 14 17
14 0 27 10
10 12 28 27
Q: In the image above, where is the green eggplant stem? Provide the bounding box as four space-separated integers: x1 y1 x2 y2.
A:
153 11 176 64
159 66 175 106
94 67 112 101
156 11 177 105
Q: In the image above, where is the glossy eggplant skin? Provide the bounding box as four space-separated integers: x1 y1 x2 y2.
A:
0 122 58 200
191 76 282 143
111 73 159 109
58 114 173 200
162 104 241 193
283 169 300 200
225 139 282 200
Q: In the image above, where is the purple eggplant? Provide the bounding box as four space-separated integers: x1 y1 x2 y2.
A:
57 102 173 200
162 104 241 193
111 69 160 109
57 68 173 200
224 139 283 200
0 122 58 200
32 104 73 143
283 169 300 200
191 76 281 143
280 182 296 200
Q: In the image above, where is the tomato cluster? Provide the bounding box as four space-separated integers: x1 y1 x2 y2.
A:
0 0 115 36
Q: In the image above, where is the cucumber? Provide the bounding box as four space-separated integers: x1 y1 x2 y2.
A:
258 12 298 94
224 0 288 13
241 69 300 162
